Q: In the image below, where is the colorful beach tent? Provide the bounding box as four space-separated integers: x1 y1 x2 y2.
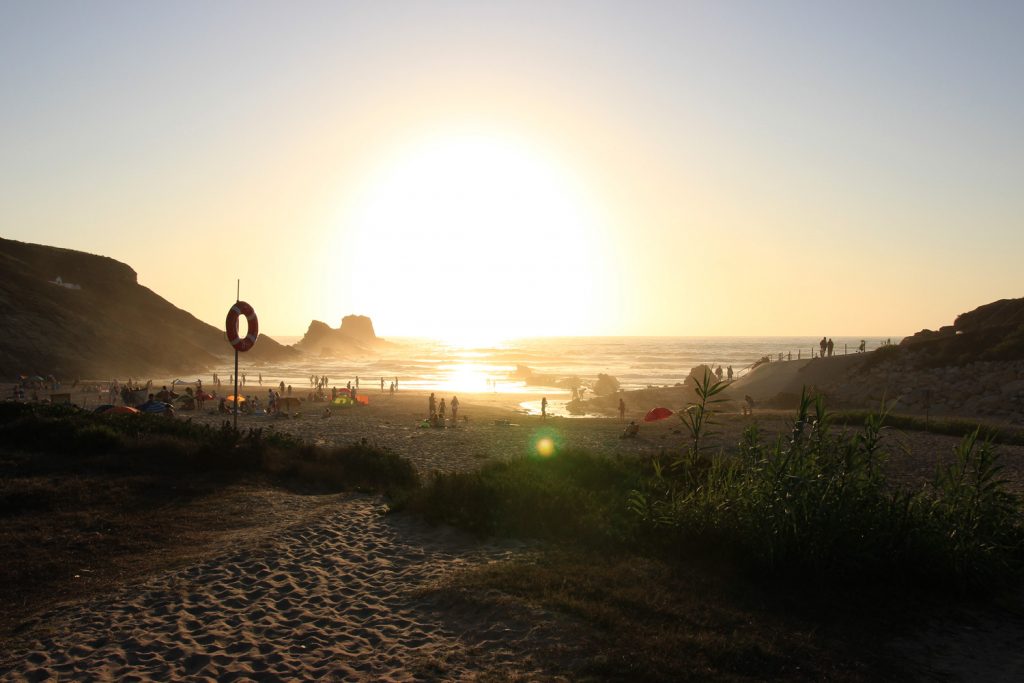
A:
225 395 246 403
643 407 674 422
103 406 140 415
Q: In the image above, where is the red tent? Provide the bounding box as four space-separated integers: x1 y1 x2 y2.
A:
643 407 674 422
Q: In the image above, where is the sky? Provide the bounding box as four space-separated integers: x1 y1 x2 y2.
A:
2 1 1022 342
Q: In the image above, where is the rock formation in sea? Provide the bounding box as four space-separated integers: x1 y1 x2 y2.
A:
294 315 385 357
0 237 296 378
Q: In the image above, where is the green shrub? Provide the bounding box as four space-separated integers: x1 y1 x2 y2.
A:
402 450 640 546
629 387 1024 590
75 425 127 454
297 441 419 494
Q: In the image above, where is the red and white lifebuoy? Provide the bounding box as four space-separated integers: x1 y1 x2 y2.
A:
225 301 259 352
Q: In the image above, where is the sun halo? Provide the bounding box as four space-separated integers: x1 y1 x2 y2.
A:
337 132 609 343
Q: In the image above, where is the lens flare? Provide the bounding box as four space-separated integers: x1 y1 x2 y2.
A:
535 437 555 457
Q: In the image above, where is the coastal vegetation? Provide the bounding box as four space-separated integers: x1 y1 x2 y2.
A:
399 378 1024 678
0 402 416 647
406 379 1024 591
3 389 1022 678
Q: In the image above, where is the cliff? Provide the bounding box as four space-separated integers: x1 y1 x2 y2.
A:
0 238 295 378
901 297 1024 365
294 314 384 357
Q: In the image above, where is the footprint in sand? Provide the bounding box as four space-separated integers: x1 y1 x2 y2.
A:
0 496 567 681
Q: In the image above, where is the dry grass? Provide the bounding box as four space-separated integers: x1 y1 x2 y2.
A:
432 550 906 681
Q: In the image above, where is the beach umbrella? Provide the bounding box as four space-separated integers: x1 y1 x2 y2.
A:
103 406 140 415
643 407 674 422
139 401 172 414
225 394 246 403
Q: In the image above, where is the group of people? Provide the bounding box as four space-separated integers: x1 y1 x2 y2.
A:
819 337 836 358
426 392 460 427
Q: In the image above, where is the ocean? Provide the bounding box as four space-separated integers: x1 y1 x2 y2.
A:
218 336 898 401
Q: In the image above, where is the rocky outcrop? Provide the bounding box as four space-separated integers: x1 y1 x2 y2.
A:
819 357 1024 424
339 315 377 342
955 298 1024 333
0 237 296 378
810 297 1024 422
294 315 384 357
900 297 1024 365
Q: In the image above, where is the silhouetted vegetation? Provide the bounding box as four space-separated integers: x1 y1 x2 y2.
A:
831 410 1024 446
404 379 1024 593
0 402 417 494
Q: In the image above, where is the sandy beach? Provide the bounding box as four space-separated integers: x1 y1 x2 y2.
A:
1 494 578 681
4 382 1024 680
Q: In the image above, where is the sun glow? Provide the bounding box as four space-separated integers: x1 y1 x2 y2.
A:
337 131 612 343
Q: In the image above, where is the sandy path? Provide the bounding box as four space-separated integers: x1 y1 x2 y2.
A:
0 496 565 681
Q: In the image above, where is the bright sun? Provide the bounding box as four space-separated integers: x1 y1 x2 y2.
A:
337 132 610 344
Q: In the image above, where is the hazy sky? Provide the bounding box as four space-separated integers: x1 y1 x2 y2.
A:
2 1 1022 341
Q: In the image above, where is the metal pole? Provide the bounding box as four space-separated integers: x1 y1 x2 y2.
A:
233 279 239 432
233 349 239 432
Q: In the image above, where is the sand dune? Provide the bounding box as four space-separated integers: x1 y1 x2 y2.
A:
723 354 864 402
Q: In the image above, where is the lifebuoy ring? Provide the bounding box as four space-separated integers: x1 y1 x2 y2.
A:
226 301 259 352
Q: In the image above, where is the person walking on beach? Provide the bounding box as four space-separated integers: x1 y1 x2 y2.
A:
389 382 395 397
827 338 834 357
618 397 626 421
715 366 724 382
438 398 446 423
355 376 360 390
428 392 436 418
451 395 459 422
727 365 733 381
380 377 385 392
743 394 755 416
541 396 548 420
258 373 262 386
819 337 827 358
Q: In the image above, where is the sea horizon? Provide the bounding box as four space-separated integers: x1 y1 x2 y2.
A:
193 335 904 399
